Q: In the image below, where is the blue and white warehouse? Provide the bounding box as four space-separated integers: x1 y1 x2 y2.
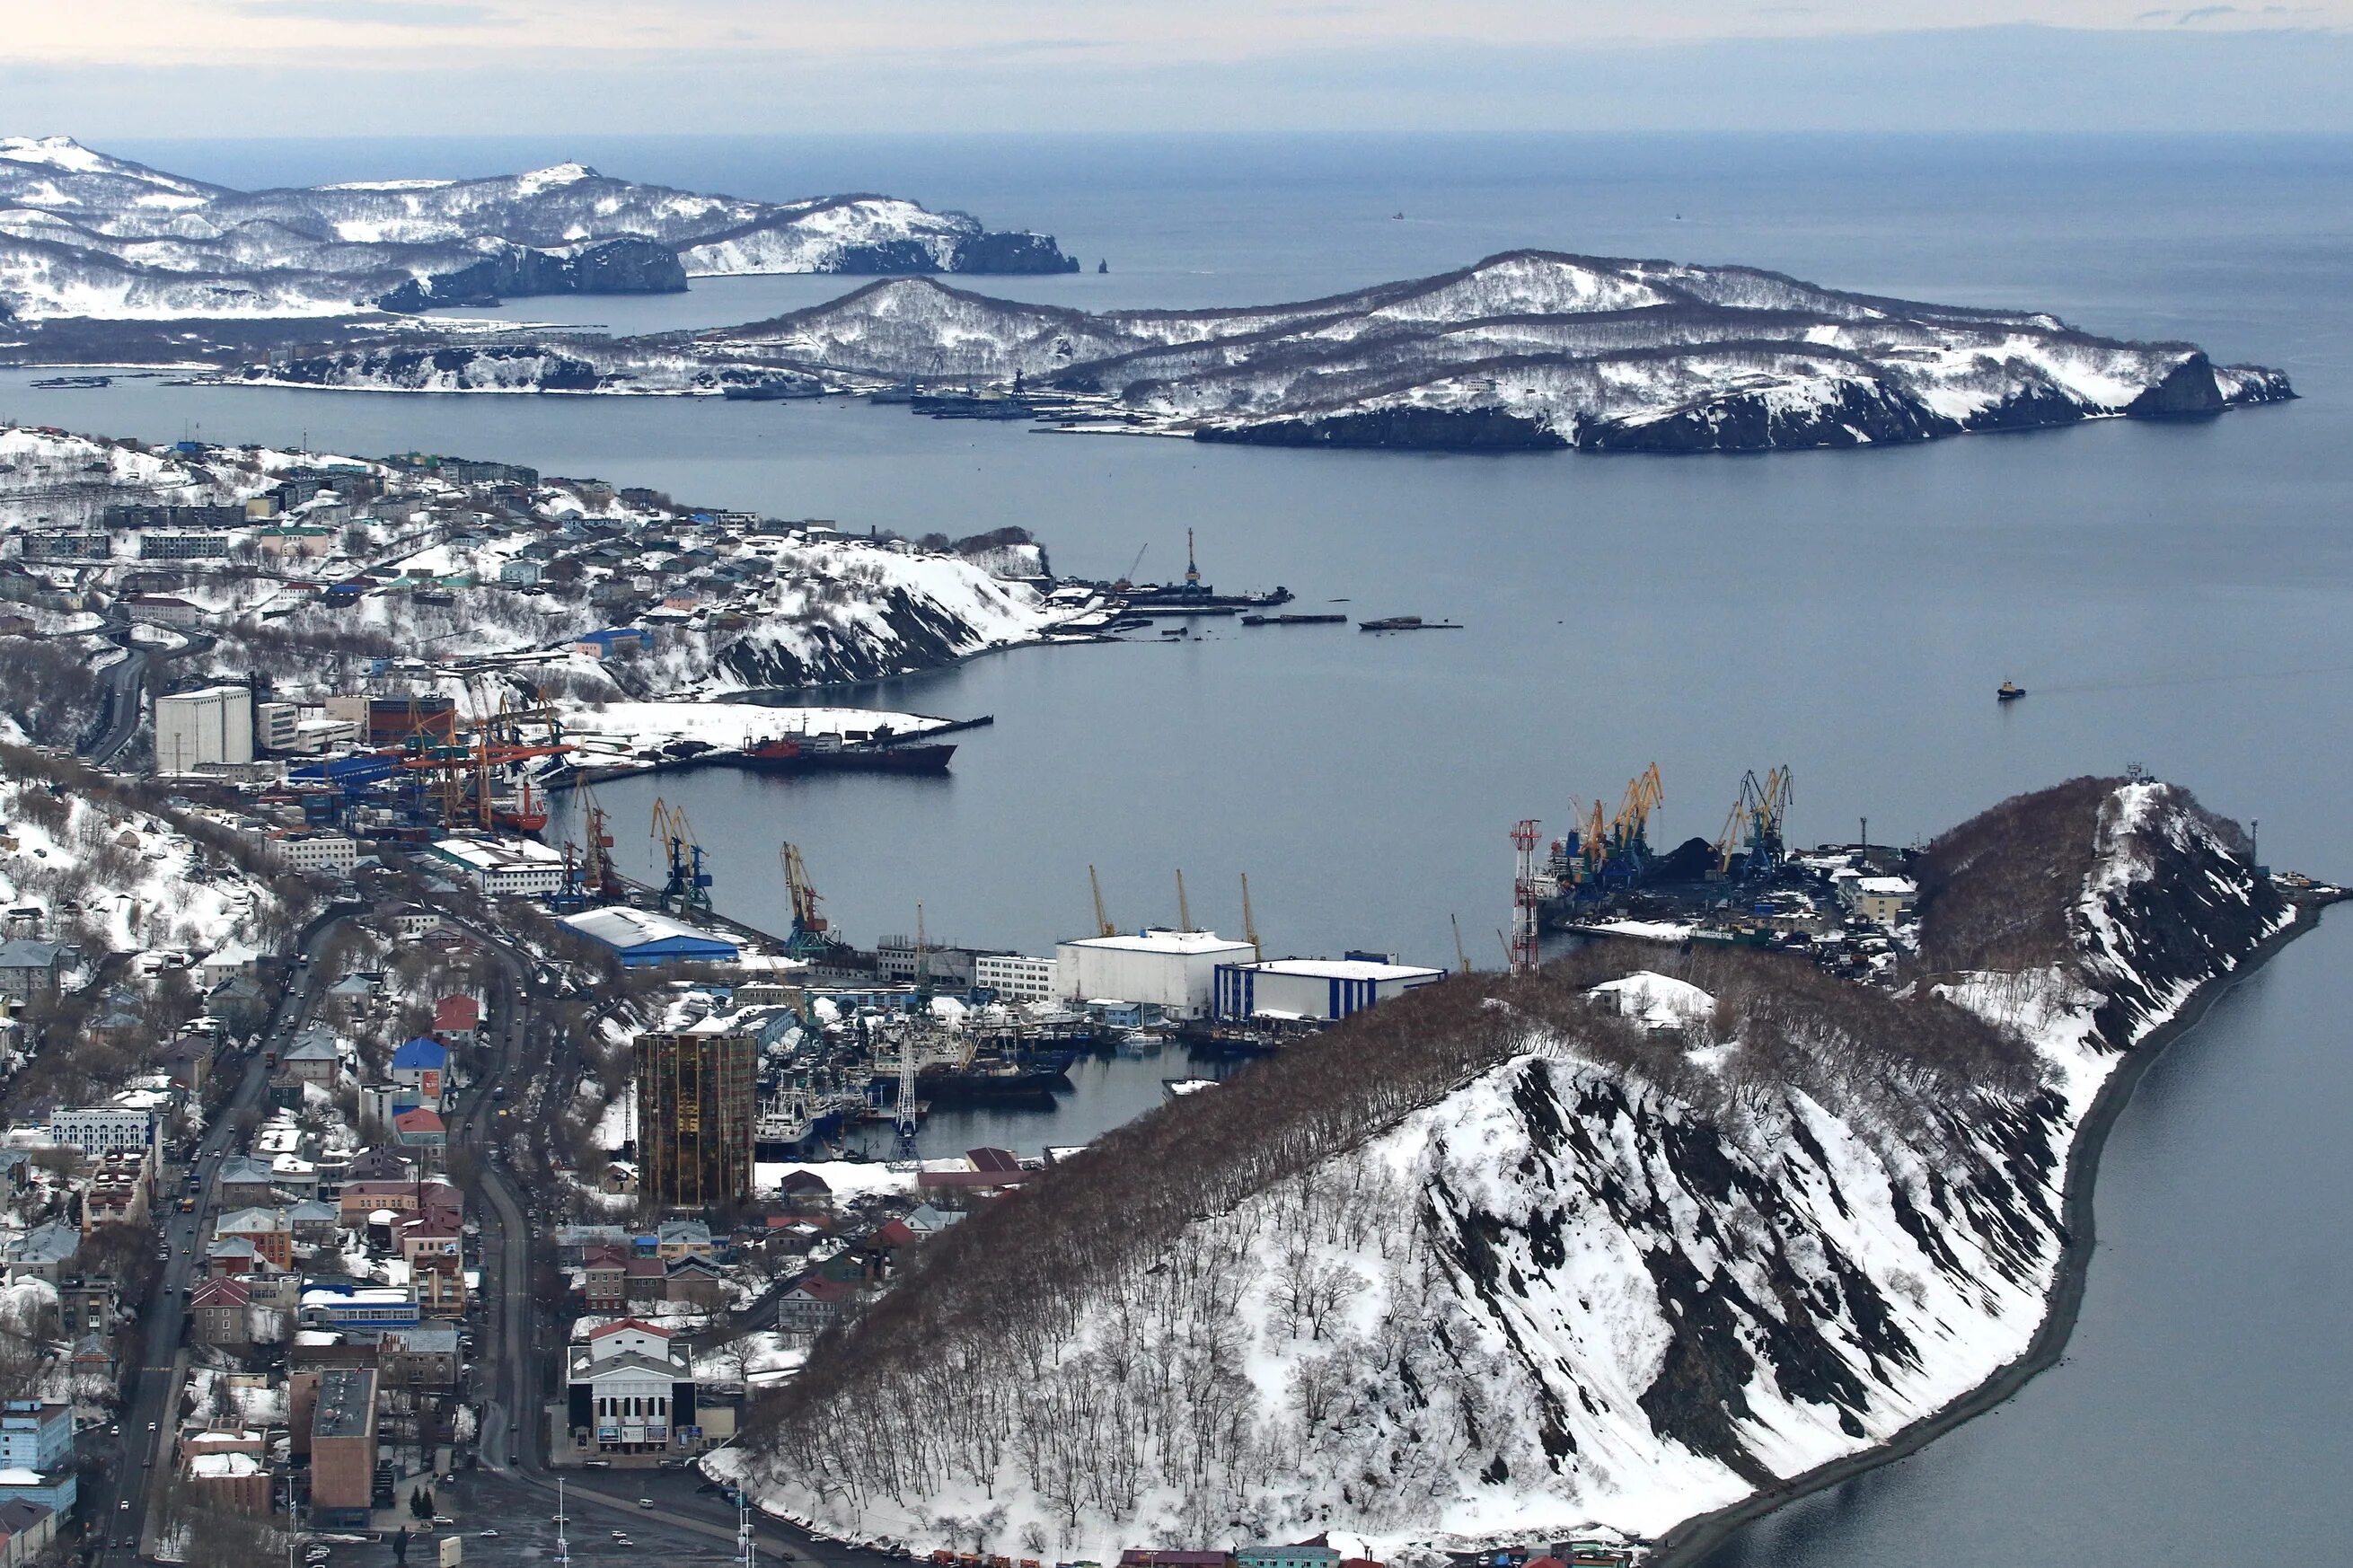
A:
1212 956 1445 1023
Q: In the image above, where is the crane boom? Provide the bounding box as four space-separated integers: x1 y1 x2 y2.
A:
1089 863 1115 938
1241 873 1261 961
1176 868 1191 933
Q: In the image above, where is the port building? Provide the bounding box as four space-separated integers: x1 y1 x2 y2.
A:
561 907 741 968
1211 956 1446 1024
427 834 567 897
154 685 254 772
1055 929 1257 1019
635 1030 756 1209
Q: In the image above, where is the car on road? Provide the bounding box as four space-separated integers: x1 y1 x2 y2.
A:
639 1497 654 1508
146 1422 156 1431
479 1530 500 1539
118 1500 129 1511
431 1516 454 1525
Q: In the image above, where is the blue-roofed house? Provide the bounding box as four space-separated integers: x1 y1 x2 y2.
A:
389 1037 448 1104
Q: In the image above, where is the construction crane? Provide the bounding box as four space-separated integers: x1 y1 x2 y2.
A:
1088 863 1117 938
649 797 712 916
1241 874 1261 961
1452 912 1471 975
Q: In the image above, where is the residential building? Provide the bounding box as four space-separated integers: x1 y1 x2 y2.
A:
216 1155 278 1209
83 1150 148 1229
4 1223 79 1287
0 1497 57 1564
973 953 1059 1003
278 1031 341 1086
214 1207 292 1271
190 1277 254 1347
430 993 478 1042
286 1199 341 1247
775 1273 867 1335
308 1368 378 1528
54 1274 116 1337
634 1030 755 1209
0 942 62 1000
124 594 204 627
137 532 231 560
581 1244 629 1312
45 1105 153 1158
427 833 566 896
154 686 254 771
389 1036 448 1102
392 1106 445 1152
379 1324 459 1390
270 831 357 877
0 1405 71 1476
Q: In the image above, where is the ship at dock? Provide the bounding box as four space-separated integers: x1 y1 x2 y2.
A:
736 729 956 775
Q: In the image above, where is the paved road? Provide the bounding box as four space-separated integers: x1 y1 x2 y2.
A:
110 909 355 1566
83 637 146 766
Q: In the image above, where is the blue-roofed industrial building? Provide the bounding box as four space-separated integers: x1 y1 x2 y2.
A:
559 907 740 968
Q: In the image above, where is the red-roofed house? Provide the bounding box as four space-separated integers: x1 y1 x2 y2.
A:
431 994 479 1043
392 1106 445 1152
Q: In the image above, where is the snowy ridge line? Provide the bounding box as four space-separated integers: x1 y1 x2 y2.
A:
250 250 2292 454
728 780 2307 1564
0 135 1079 321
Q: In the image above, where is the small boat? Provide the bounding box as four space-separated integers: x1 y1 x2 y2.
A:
1997 682 2028 702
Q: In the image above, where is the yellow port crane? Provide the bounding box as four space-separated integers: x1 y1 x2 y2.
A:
648 797 712 915
1088 863 1118 938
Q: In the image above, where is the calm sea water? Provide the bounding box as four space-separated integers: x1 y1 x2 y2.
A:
7 134 2350 1563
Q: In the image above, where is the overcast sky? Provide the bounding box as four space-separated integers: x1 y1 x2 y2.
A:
9 2 2353 135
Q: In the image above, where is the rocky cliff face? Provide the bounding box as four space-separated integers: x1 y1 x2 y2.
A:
375 238 688 310
733 781 2293 1560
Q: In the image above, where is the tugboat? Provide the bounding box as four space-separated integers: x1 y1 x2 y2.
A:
1997 681 2028 702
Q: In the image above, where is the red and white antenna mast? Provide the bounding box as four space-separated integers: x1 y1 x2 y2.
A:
1510 818 1543 976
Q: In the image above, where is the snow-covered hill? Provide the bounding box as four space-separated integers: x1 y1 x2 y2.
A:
734 780 2296 1559
0 136 1079 321
252 251 2291 452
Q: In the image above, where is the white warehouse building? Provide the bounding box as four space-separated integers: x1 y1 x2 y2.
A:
154 686 254 773
1054 929 1257 1019
1212 956 1446 1024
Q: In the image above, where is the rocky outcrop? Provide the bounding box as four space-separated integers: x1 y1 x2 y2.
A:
251 343 608 393
375 238 689 311
948 231 1081 275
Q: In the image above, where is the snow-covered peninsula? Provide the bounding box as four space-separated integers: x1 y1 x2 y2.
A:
247 250 2293 453
0 135 1079 322
727 779 2317 1561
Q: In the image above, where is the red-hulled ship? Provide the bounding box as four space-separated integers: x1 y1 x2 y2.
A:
739 730 956 775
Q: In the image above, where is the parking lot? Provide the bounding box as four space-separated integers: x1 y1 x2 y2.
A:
295 1470 753 1566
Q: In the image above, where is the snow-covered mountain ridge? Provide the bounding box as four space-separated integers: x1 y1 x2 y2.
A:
0 136 1079 321
253 250 2291 453
736 779 2305 1558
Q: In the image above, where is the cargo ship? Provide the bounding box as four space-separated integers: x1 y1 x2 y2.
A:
737 732 956 775
1240 612 1346 627
722 379 823 401
1361 615 1464 632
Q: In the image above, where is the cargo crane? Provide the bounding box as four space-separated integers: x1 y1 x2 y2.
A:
1241 873 1262 962
1714 766 1794 877
556 780 621 909
1510 818 1543 975
649 798 713 916
780 842 846 961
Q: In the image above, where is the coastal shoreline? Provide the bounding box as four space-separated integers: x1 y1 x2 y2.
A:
1644 891 2340 1568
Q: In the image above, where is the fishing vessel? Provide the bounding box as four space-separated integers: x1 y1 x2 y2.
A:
1997 681 2028 702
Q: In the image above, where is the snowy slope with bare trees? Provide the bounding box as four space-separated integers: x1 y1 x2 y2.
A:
732 780 2294 1560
